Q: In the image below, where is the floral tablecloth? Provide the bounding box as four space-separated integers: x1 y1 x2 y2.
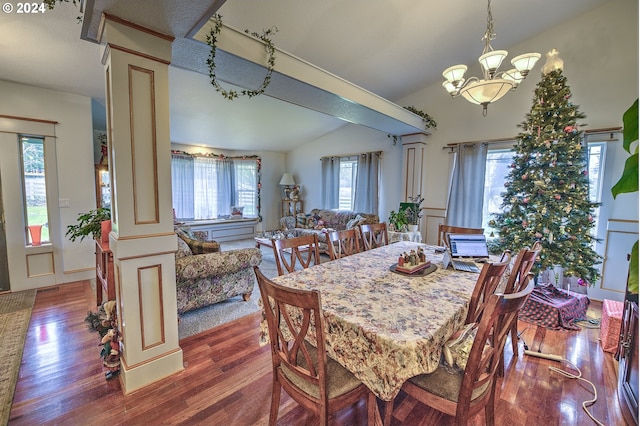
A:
263 241 478 401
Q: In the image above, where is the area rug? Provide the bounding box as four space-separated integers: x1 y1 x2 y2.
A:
0 289 37 426
178 239 278 340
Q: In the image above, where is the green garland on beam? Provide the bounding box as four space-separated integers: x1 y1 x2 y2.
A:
206 14 278 100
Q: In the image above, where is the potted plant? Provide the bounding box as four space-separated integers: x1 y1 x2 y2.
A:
388 209 409 232
611 98 638 296
66 207 111 242
403 194 424 232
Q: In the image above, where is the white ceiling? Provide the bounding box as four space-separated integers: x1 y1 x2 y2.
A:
0 0 610 152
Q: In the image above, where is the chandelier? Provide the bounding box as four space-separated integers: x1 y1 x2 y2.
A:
442 0 540 116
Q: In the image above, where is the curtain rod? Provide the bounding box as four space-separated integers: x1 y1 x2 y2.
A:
320 150 382 160
443 126 623 150
171 150 260 160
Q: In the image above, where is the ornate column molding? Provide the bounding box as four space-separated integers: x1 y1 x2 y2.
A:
101 14 182 394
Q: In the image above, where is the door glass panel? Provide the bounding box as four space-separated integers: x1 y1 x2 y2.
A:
20 135 49 245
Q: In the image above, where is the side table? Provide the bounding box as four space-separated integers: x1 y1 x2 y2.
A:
96 239 115 305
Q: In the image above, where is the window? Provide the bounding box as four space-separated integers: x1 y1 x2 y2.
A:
481 143 606 235
20 135 50 244
171 153 260 221
339 157 357 210
481 149 513 233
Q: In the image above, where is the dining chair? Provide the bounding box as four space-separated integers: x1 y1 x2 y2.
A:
254 266 376 426
326 229 361 260
384 280 534 426
272 234 321 276
359 222 389 251
500 244 540 364
465 254 512 325
437 224 484 247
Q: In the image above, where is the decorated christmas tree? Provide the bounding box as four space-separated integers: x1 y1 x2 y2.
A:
489 49 601 285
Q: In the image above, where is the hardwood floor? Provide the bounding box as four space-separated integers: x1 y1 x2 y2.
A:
9 280 626 425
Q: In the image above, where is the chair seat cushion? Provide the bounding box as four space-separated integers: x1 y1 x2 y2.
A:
408 364 490 403
280 341 363 399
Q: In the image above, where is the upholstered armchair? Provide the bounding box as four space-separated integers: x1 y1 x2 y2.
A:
174 226 261 314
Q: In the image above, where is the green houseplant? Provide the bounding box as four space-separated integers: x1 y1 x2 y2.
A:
611 98 638 294
66 207 111 242
388 209 409 231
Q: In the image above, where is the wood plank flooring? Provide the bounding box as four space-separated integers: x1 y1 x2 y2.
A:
9 280 626 425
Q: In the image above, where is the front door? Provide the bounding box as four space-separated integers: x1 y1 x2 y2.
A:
0 171 10 292
0 117 62 291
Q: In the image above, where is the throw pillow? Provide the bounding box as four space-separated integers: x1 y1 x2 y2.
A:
176 236 192 259
442 322 481 372
346 214 366 230
296 213 307 227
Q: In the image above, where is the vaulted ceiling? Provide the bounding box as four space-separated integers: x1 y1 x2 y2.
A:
0 0 610 151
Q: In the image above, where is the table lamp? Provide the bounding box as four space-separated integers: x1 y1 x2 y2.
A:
279 173 296 199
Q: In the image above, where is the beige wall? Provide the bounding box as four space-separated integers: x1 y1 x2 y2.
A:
287 0 638 298
0 80 96 285
291 0 638 222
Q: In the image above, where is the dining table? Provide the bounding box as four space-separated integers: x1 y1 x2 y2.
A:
261 240 483 402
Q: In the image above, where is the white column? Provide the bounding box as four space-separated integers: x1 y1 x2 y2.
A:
100 14 182 394
401 133 429 240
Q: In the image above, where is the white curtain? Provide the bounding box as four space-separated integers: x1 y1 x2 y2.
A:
447 143 488 228
171 155 194 220
353 152 380 213
193 157 218 220
216 159 235 216
321 157 340 209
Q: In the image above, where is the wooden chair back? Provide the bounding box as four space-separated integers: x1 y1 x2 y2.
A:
397 280 534 425
505 247 540 295
254 266 375 425
500 244 540 368
326 229 361 260
358 223 389 251
465 253 511 325
438 224 484 247
272 234 321 276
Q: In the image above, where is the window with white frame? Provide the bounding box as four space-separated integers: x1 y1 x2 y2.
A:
481 142 606 236
338 156 358 210
20 135 50 244
171 153 260 221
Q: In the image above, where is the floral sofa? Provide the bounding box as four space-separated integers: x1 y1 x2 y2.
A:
280 209 379 254
174 227 262 314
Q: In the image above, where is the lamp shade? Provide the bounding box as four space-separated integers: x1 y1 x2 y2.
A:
479 50 508 74
279 173 296 186
459 79 514 105
511 52 542 75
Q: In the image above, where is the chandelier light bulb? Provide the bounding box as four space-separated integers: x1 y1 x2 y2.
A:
441 0 540 115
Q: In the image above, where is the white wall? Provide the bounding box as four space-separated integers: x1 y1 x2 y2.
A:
0 80 96 285
288 0 639 298
287 124 405 223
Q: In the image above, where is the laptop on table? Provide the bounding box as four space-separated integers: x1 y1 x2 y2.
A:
442 233 489 273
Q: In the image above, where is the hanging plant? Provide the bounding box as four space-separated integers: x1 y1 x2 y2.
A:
206 14 278 100
404 105 437 130
388 106 437 145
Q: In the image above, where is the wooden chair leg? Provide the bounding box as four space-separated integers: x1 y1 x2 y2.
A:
382 399 394 426
510 324 519 355
367 392 378 426
485 382 497 426
269 381 281 426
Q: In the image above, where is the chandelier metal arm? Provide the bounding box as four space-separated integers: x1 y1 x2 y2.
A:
441 0 540 115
